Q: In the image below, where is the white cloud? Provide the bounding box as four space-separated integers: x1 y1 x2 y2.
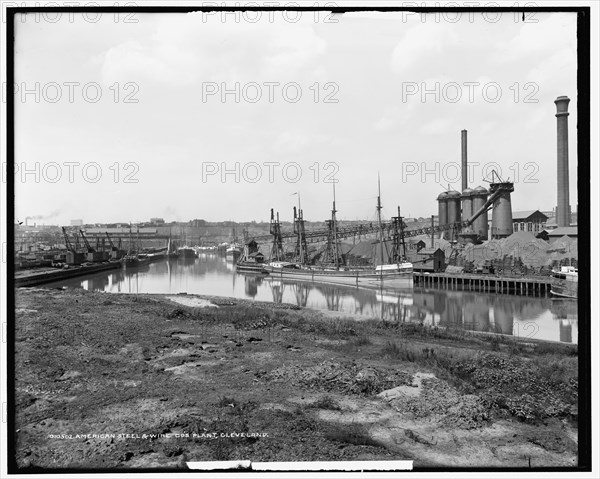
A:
101 14 328 87
500 12 576 62
390 22 459 75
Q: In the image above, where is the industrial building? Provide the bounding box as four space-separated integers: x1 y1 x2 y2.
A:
412 248 446 273
537 226 578 242
436 95 574 249
437 129 514 243
512 210 549 234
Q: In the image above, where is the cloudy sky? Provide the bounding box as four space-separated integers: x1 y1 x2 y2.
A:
12 7 578 225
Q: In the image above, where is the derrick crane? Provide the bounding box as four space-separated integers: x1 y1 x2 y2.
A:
269 209 285 261
62 227 75 253
292 206 309 265
105 232 118 251
79 229 95 253
390 207 407 263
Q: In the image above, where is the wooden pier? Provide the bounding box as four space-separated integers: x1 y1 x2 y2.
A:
414 272 553 297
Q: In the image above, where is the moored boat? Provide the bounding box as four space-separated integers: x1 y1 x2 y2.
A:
235 239 267 273
262 179 413 289
226 244 242 260
263 261 413 288
177 246 197 259
551 265 578 299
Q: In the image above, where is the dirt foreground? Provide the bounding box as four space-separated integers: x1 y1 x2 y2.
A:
13 287 578 471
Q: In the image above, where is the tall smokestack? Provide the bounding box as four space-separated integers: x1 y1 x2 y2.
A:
461 129 468 192
555 96 571 227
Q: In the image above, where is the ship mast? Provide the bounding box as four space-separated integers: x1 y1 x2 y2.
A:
332 182 340 269
377 174 385 267
399 206 406 262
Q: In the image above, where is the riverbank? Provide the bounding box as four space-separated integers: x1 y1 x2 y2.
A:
13 287 578 470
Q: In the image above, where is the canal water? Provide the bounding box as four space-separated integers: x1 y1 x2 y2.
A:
44 254 578 344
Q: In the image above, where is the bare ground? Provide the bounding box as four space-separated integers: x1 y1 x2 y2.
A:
13 287 578 470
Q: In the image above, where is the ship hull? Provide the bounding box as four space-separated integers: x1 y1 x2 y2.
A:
263 265 413 289
550 281 578 299
177 248 197 259
236 262 267 273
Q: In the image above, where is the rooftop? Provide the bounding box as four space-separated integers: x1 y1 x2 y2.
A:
511 210 548 221
545 227 578 236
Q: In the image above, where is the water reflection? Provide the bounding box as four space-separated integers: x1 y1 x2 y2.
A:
47 256 577 344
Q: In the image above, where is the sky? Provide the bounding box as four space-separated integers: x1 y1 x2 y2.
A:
11 7 579 225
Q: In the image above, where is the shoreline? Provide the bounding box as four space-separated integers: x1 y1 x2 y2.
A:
12 287 578 470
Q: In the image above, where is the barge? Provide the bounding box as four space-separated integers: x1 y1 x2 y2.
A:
15 261 122 287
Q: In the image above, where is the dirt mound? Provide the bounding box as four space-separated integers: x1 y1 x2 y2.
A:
462 232 551 268
266 360 412 396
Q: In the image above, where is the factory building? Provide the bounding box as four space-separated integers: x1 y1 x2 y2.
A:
435 95 572 246
437 129 513 243
512 210 549 234
537 226 578 242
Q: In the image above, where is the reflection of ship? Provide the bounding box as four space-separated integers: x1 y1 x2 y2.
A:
264 180 413 288
242 273 265 297
551 266 578 299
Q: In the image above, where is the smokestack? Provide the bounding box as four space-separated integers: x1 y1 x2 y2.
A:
555 96 571 227
461 129 468 192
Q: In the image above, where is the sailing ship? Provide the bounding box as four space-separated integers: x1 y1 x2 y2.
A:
177 226 197 259
226 227 242 260
122 224 140 267
166 235 179 259
263 180 413 289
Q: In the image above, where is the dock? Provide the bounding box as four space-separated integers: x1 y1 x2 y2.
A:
414 272 553 297
15 261 122 288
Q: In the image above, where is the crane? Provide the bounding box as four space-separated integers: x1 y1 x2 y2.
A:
79 229 95 253
62 227 75 253
105 232 118 251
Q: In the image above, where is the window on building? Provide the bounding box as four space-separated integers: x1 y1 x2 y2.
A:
513 223 519 232
520 222 525 231
527 222 533 232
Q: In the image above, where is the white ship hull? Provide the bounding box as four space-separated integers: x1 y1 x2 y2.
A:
264 263 413 289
